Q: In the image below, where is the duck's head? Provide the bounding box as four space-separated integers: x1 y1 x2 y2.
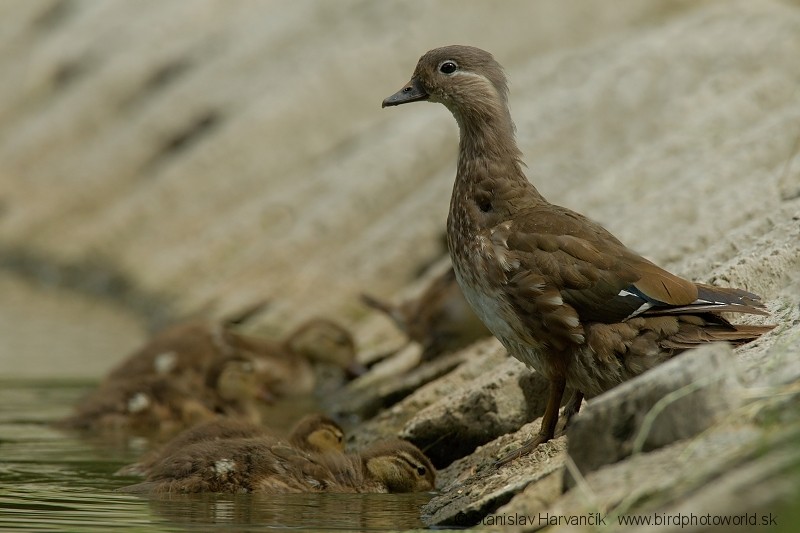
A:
361 439 436 493
288 413 345 453
382 45 508 116
207 355 273 404
286 319 364 377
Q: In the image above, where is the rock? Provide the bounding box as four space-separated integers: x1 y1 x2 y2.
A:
625 430 800 533
746 325 800 428
401 356 550 468
564 343 744 489
346 338 508 448
743 314 800 389
330 349 469 420
483 471 564 531
525 425 765 533
422 426 567 528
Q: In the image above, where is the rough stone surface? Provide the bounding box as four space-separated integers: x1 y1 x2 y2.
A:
421 428 567 527
483 471 564 530
2 0 797 332
345 338 508 449
330 349 469 421
623 441 800 533
519 425 793 533
401 356 549 468
564 343 744 488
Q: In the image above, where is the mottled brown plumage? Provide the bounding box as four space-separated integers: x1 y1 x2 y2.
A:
106 317 359 399
59 355 268 433
287 413 345 452
223 318 363 397
116 413 345 477
120 438 435 495
383 45 774 463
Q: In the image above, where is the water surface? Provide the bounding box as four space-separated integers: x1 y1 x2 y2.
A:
0 381 434 532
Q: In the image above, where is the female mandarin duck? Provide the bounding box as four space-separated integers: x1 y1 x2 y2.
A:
120 438 435 494
117 413 345 477
383 45 773 464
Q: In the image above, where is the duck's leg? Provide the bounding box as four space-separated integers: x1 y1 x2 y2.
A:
495 377 566 467
562 390 584 426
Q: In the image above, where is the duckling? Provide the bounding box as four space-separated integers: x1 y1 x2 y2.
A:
117 413 345 477
120 437 434 494
105 320 237 390
58 355 269 433
223 318 364 397
106 317 360 400
361 266 492 361
106 299 268 385
287 413 345 453
203 355 271 424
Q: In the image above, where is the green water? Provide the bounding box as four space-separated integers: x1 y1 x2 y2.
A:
0 381 433 532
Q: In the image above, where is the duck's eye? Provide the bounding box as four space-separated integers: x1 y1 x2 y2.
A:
417 466 427 476
439 61 457 74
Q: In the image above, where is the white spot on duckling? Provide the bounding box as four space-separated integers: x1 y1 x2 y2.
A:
154 351 177 374
127 392 150 413
213 459 236 477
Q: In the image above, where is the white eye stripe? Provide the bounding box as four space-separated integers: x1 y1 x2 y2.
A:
452 71 492 84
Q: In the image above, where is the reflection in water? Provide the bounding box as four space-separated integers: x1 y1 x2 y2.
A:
143 492 431 530
0 382 434 531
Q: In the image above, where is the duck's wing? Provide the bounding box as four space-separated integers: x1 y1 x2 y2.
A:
481 205 768 350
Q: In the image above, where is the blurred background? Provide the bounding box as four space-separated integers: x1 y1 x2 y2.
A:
1 0 798 379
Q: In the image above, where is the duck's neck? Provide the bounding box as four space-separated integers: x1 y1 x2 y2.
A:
451 99 545 204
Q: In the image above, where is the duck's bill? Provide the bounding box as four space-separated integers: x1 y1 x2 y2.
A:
382 78 428 107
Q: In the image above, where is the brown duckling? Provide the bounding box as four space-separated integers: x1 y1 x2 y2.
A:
106 317 359 399
120 437 434 494
106 320 238 390
59 355 269 433
223 318 363 397
287 413 345 453
361 266 492 361
201 355 271 423
117 413 345 477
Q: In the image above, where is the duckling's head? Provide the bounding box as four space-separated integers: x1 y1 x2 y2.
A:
382 45 508 116
361 439 436 493
285 319 363 375
288 414 345 453
207 355 272 404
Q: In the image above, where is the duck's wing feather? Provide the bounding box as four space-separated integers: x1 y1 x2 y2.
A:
483 205 766 350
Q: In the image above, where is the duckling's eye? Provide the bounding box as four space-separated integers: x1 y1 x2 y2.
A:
439 61 457 74
417 466 427 476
